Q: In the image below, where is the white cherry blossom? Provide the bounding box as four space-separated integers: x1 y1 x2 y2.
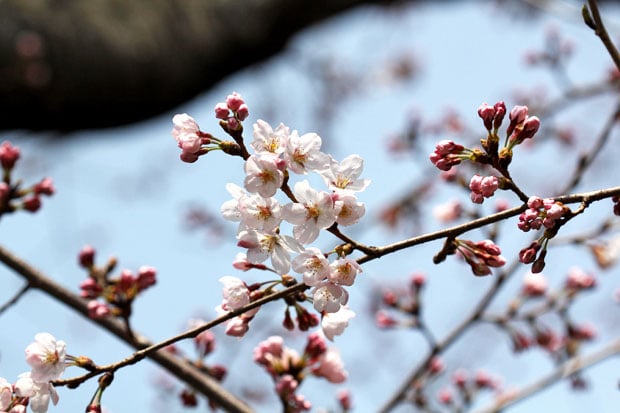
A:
0 377 12 411
251 119 289 155
219 276 251 310
284 130 330 174
320 154 370 194
244 155 286 198
282 180 337 244
24 333 66 382
237 229 304 274
292 247 331 286
328 258 362 286
320 306 356 341
312 282 348 313
333 193 365 226
14 372 59 413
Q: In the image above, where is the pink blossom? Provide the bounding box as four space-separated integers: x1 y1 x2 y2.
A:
332 192 365 226
78 245 95 268
253 336 284 365
171 113 203 154
328 258 362 287
321 306 355 341
219 276 250 310
433 199 462 222
437 388 453 405
243 155 286 198
79 278 102 299
521 272 547 297
312 282 348 313
311 348 347 383
25 333 67 382
292 247 330 286
320 154 370 193
284 130 330 174
251 120 289 155
565 267 596 291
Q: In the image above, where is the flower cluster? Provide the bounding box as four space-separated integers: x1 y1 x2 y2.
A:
0 141 54 215
253 334 347 412
0 333 70 413
77 245 157 319
375 272 426 329
435 369 501 410
178 95 368 339
454 239 506 276
518 196 569 232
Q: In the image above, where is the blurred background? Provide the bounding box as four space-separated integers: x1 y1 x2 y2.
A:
1 1 620 412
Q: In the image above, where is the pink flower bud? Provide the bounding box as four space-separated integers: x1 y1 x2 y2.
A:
79 245 96 268
22 195 41 212
506 105 529 136
236 103 249 121
225 92 245 112
34 177 55 196
493 101 506 130
214 102 229 120
477 103 495 131
0 141 20 170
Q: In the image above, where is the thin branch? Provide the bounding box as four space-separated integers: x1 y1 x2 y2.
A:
358 185 620 265
474 337 620 413
0 244 253 413
560 99 620 192
586 0 620 72
0 282 30 315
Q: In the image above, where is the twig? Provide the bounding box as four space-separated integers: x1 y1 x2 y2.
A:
0 282 30 315
474 337 620 413
585 0 620 72
0 244 254 413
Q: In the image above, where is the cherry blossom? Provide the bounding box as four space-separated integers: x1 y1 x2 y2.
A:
24 333 66 382
284 130 330 174
320 154 370 194
219 276 251 311
292 247 331 286
328 258 362 287
0 377 12 411
311 347 347 383
14 373 59 413
282 180 337 244
237 229 304 274
251 120 289 155
521 272 548 297
243 155 286 198
332 192 365 226
171 114 203 155
312 282 349 313
321 306 355 341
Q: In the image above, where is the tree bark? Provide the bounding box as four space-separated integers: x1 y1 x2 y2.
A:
0 0 401 132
